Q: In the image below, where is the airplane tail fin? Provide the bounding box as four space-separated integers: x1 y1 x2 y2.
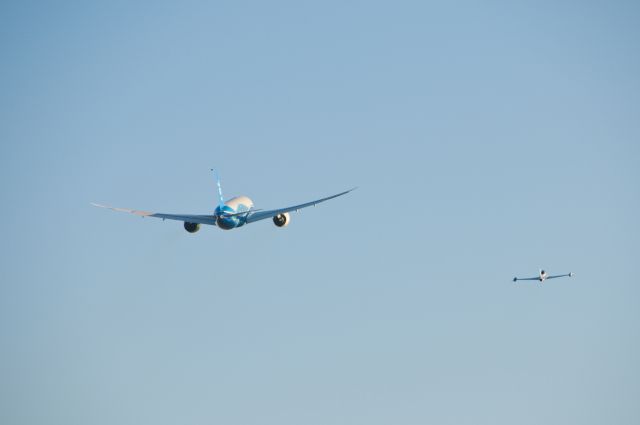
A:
211 169 225 209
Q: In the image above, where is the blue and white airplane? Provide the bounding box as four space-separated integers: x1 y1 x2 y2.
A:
513 269 574 283
92 170 355 232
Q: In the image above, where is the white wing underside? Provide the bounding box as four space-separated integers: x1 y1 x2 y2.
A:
245 188 355 223
90 203 218 225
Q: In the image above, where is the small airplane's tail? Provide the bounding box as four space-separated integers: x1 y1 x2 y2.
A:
211 169 225 210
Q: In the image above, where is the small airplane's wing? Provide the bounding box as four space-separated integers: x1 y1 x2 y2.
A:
91 203 218 226
245 188 356 224
513 276 540 282
546 272 574 280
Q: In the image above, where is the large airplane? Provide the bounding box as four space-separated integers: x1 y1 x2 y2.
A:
513 269 574 283
92 170 355 232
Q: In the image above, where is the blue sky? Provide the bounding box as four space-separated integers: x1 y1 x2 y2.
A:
1 1 639 424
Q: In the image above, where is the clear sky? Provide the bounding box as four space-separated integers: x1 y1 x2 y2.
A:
1 1 639 424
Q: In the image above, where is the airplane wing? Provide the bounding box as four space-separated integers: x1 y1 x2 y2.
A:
91 203 218 226
245 188 356 224
513 277 540 282
546 273 573 280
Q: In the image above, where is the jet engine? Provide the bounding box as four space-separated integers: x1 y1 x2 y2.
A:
184 222 200 233
273 213 290 228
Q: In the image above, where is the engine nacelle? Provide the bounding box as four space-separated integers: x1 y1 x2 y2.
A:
184 222 201 233
273 213 291 228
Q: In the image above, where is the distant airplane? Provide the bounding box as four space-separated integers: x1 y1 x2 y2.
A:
92 170 355 232
513 269 574 283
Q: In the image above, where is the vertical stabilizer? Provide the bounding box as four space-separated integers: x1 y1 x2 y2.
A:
211 169 225 210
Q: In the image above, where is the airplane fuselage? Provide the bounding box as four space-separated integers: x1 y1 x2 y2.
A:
214 196 254 230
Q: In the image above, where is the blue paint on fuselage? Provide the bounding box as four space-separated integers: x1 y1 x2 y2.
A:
215 203 251 230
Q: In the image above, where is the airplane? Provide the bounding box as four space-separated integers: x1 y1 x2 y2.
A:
92 170 355 232
513 269 574 283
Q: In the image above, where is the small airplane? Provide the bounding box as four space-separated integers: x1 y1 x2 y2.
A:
92 170 355 232
513 269 574 283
